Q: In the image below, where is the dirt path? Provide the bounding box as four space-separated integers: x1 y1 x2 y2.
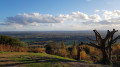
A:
60 62 110 67
0 52 28 67
0 52 110 67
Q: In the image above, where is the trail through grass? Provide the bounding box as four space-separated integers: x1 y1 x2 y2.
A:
0 52 110 67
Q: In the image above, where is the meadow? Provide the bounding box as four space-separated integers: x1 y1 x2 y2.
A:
0 52 110 67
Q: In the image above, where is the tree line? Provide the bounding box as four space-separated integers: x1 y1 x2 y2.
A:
45 29 120 65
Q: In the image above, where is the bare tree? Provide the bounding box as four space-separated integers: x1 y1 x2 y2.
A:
78 29 120 64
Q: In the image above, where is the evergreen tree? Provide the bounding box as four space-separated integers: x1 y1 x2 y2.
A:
61 41 66 49
71 41 78 59
59 41 68 57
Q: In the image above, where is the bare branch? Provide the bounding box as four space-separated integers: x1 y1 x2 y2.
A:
93 30 102 40
113 29 118 32
104 30 110 41
112 35 120 44
87 37 96 42
104 29 118 42
93 30 103 45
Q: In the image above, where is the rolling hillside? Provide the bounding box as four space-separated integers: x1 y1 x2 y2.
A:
0 52 110 67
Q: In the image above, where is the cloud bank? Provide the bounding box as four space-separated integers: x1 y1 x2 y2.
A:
1 10 120 30
3 12 90 26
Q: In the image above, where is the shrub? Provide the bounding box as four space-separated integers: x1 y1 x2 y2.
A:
112 55 117 61
45 42 59 54
58 49 68 57
0 44 27 52
80 50 87 60
112 44 120 55
91 55 101 62
32 48 45 53
0 35 27 52
0 35 26 47
80 50 90 60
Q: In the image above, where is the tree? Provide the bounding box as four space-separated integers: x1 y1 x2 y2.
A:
78 29 120 64
61 41 66 49
59 41 68 57
71 41 78 59
45 42 59 54
0 35 25 47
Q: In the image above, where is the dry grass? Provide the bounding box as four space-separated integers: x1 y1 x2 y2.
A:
0 52 111 67
0 44 27 52
28 48 45 53
0 52 28 67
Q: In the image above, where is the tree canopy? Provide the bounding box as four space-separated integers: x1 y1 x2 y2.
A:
0 35 25 47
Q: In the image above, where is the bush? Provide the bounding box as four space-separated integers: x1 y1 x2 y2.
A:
29 48 45 53
112 55 117 61
0 35 26 47
91 55 101 62
112 44 120 55
45 42 59 54
0 35 27 52
58 49 68 57
0 44 27 52
80 50 90 60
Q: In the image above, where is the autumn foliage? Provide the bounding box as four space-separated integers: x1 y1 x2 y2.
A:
28 48 45 53
0 35 27 52
0 44 27 52
71 41 78 59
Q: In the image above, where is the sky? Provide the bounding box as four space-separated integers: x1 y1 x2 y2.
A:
0 0 120 31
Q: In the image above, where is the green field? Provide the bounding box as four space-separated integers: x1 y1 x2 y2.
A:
0 52 110 67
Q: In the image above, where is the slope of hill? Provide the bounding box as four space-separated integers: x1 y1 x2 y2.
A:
0 52 110 67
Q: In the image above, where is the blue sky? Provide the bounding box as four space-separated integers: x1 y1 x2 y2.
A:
0 0 120 31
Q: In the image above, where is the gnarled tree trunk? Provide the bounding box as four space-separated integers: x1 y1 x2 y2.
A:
101 48 109 64
78 29 120 64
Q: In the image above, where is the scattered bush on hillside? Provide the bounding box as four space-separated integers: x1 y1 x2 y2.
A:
0 35 26 47
112 44 120 55
45 42 60 54
0 35 27 52
28 48 45 53
80 50 90 60
79 45 102 62
0 44 27 52
45 40 120 65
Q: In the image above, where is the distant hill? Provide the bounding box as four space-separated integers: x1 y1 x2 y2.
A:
0 31 120 45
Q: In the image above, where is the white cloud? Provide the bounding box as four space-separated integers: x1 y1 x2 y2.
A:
94 10 100 12
102 10 120 25
3 11 90 26
71 11 89 20
89 14 101 22
1 10 120 30
103 10 120 20
5 13 65 25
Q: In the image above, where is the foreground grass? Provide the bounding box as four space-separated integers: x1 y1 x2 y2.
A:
0 52 110 67
0 52 74 67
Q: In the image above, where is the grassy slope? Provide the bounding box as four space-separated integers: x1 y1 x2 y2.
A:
0 52 110 67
